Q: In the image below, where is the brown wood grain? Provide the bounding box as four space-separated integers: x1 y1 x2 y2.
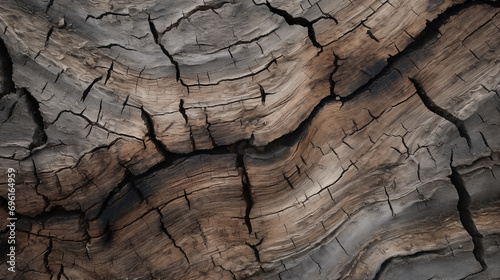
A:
0 0 499 279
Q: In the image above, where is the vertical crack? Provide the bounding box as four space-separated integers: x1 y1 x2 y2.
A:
449 160 487 270
336 237 350 256
259 84 266 105
329 51 341 99
156 209 190 264
205 113 217 148
43 238 53 278
22 89 48 151
409 78 471 146
45 26 54 47
148 15 182 82
81 76 102 102
121 94 129 114
102 222 113 243
0 37 15 98
57 264 68 280
363 23 379 43
283 173 294 189
86 170 134 221
236 143 254 234
183 189 191 210
384 186 395 216
246 238 264 263
179 99 188 124
140 107 169 158
189 126 196 151
104 61 113 84
45 0 55 13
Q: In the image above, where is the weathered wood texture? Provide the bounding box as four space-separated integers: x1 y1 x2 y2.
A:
0 0 499 279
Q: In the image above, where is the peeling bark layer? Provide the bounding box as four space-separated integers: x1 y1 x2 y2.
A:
0 0 499 279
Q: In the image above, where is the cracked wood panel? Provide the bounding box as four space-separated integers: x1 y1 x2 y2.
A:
0 0 499 279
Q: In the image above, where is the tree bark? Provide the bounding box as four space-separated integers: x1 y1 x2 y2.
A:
0 0 499 279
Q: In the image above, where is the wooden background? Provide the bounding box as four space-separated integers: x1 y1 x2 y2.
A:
0 0 499 279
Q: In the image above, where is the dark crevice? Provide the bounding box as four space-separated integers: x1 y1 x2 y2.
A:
259 84 266 105
86 171 134 221
121 94 129 114
45 0 54 13
96 99 103 123
81 76 102 102
417 162 422 181
183 189 191 210
102 222 113 243
157 44 180 82
384 186 395 216
147 15 182 82
246 238 264 263
86 12 131 21
97 44 136 51
0 37 15 97
157 209 190 264
236 142 254 234
315 3 338 24
366 29 379 43
329 51 341 99
22 89 48 151
409 78 471 146
57 264 68 280
147 15 159 44
179 99 188 124
105 61 113 84
140 107 169 158
43 238 53 277
336 0 484 103
45 26 53 47
256 0 322 50
449 164 487 270
283 174 294 189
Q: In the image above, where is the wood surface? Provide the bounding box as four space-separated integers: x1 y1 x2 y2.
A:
0 0 499 279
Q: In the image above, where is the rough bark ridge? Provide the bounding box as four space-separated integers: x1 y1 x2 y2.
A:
0 0 499 279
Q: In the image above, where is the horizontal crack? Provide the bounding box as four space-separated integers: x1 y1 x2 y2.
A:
86 12 131 21
161 1 234 35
